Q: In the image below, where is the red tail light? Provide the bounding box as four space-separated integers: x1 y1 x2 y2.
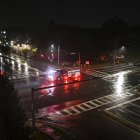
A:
64 76 68 79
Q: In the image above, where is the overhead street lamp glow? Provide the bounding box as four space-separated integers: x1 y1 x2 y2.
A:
121 46 125 49
50 44 60 65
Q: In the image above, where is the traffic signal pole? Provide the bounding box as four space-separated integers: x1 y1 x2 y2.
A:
30 76 98 129
58 45 60 65
31 88 36 129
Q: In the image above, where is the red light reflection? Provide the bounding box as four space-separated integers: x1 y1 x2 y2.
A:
73 83 80 89
63 85 69 94
40 82 55 96
64 79 68 83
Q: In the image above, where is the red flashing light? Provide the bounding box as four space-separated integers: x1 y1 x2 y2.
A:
64 80 68 83
64 76 68 80
73 74 80 81
40 54 44 58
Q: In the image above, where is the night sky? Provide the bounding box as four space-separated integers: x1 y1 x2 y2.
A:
0 0 140 28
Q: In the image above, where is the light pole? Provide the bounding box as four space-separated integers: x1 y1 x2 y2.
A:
113 37 119 64
51 44 60 66
79 52 81 67
31 88 36 129
58 45 60 65
113 48 117 64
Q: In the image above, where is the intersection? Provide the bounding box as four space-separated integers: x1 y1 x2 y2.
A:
1 54 140 139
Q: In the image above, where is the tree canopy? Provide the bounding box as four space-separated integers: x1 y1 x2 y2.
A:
0 74 29 140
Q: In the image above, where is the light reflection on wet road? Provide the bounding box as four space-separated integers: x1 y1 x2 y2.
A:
1 54 140 139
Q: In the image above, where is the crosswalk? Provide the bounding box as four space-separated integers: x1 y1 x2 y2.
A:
37 91 134 120
83 68 109 78
82 63 140 81
104 96 140 132
0 55 47 80
9 74 27 80
9 72 46 80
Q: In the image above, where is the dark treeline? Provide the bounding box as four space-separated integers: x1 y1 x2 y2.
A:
5 17 140 59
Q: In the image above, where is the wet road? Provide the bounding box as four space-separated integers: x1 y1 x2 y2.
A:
1 53 140 139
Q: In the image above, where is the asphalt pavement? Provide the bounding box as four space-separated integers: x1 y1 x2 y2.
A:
1 53 140 140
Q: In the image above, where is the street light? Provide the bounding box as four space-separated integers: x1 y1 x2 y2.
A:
50 44 60 65
113 46 126 64
79 52 81 66
58 45 60 65
121 46 125 50
51 44 54 48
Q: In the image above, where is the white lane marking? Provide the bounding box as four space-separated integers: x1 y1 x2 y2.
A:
125 92 133 96
125 85 132 89
37 92 135 119
9 74 27 80
70 107 81 114
99 97 110 103
62 109 73 115
130 103 140 108
82 103 93 109
99 65 138 73
55 111 63 116
93 63 128 69
94 99 104 105
29 73 36 76
88 101 99 107
83 65 140 80
105 97 140 111
77 104 87 111
107 95 116 100
124 108 140 118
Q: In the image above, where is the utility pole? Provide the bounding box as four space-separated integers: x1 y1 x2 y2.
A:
31 88 36 129
113 37 119 64
58 45 60 65
79 52 81 67
30 76 97 130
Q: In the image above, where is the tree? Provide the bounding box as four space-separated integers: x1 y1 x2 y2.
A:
0 45 11 55
101 17 128 51
0 74 30 140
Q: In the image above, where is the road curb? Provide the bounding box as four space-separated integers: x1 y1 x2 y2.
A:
26 120 76 140
49 123 76 140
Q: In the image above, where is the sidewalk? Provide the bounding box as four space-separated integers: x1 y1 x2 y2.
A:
26 119 76 140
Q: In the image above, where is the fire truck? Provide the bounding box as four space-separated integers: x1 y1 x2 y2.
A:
47 67 80 82
63 67 80 81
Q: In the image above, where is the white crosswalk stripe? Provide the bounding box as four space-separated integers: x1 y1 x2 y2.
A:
36 66 137 120
62 109 73 115
94 99 104 105
70 107 81 114
82 64 140 81
9 75 26 80
88 101 99 107
82 102 94 109
77 104 87 111
38 90 134 119
8 71 46 80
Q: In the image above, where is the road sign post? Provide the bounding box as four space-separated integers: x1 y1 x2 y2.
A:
31 88 36 129
30 76 97 129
